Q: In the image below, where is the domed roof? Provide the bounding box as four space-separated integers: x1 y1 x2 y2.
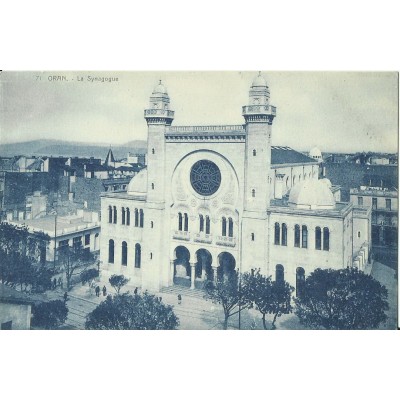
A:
288 179 335 210
309 147 322 159
127 168 147 195
153 80 168 95
252 72 268 87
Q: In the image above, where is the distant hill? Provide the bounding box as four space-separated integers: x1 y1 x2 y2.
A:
0 139 147 159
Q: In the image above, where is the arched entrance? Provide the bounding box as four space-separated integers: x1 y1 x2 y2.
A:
217 252 236 281
173 246 191 287
195 249 213 283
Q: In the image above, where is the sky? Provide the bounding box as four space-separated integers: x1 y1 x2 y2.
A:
0 71 398 153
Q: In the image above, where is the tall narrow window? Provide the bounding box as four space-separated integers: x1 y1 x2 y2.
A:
323 227 330 251
126 208 130 225
121 207 126 225
151 183 155 190
372 198 377 210
135 243 141 268
253 149 256 156
178 212 183 231
184 213 188 232
252 189 256 198
251 233 255 241
281 223 287 246
357 197 363 206
386 199 391 210
150 252 153 260
206 215 210 234
152 148 155 154
315 227 322 250
113 206 117 224
228 218 233 238
121 241 127 266
139 209 144 228
301 225 308 248
108 239 114 264
150 221 154 228
294 225 300 247
296 267 305 297
199 214 204 232
108 206 112 223
222 217 227 236
274 223 280 245
134 208 139 227
276 264 284 284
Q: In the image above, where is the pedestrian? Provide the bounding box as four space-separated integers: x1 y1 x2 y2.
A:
63 291 68 302
102 285 107 296
58 277 62 288
159 296 162 302
95 285 100 297
53 278 57 290
134 287 138 295
177 294 182 305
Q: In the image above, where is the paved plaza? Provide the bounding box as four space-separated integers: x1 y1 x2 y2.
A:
41 260 398 330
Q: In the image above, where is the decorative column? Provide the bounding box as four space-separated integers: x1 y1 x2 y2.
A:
190 262 196 289
169 259 176 286
201 256 206 281
212 265 219 284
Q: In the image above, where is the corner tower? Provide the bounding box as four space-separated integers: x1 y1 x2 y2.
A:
241 73 276 274
142 81 174 291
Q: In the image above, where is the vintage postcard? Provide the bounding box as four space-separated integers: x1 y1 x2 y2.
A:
0 71 398 330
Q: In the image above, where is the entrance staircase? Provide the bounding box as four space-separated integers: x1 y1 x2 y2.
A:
160 285 206 300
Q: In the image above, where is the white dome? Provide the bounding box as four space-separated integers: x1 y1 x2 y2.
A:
319 178 332 188
153 80 168 95
288 179 335 210
252 73 268 87
127 169 147 195
309 147 322 160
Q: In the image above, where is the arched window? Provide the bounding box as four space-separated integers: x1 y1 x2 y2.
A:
121 241 127 266
253 149 257 156
296 267 305 297
151 183 154 190
274 223 280 245
108 239 114 264
134 208 139 227
281 223 287 246
151 221 154 228
252 189 256 198
222 217 227 236
293 176 296 185
315 227 322 250
286 177 289 188
206 215 210 234
184 213 188 232
251 233 255 241
108 206 112 223
294 224 300 247
276 264 284 284
113 206 117 224
228 218 233 238
152 148 155 154
199 214 204 232
121 207 126 225
302 225 308 248
126 208 130 225
150 252 153 260
323 227 330 251
178 212 183 231
135 243 141 268
139 209 144 228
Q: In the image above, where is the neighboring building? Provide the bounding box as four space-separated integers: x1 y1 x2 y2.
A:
350 186 398 247
10 209 101 263
99 74 371 294
0 284 33 330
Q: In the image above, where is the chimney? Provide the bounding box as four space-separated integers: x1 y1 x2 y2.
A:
275 173 285 199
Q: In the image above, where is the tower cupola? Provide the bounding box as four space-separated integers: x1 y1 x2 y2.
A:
144 80 174 126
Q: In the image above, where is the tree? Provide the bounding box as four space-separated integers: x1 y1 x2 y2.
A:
85 292 179 330
81 268 99 288
242 269 294 329
204 270 248 330
31 300 68 329
0 222 52 292
58 243 95 291
109 274 130 294
294 268 389 330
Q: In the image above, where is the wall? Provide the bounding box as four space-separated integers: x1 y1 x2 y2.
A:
0 303 31 330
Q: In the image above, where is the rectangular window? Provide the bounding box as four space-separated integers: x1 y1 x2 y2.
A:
372 198 377 210
85 234 90 246
73 236 82 249
386 199 391 210
59 239 69 249
357 197 363 206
